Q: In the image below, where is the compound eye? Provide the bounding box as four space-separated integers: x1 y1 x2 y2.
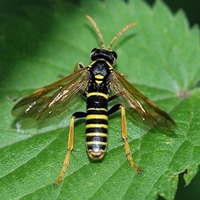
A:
91 48 97 53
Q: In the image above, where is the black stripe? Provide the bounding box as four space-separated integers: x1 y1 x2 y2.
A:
86 127 108 134
87 109 107 115
86 118 108 125
86 136 107 143
87 96 108 109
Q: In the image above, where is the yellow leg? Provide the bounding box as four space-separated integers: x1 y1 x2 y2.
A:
55 116 75 185
73 62 84 72
120 105 142 173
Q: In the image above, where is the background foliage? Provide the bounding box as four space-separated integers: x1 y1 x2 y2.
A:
0 0 199 199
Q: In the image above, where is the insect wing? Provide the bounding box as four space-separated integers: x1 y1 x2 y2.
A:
12 67 88 120
110 70 176 130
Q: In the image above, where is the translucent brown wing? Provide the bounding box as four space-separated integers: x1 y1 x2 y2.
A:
12 67 88 120
110 70 176 130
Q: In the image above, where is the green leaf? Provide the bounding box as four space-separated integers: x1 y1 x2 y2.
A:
0 0 200 199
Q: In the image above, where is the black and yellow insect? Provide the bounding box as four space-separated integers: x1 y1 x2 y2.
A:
12 15 176 185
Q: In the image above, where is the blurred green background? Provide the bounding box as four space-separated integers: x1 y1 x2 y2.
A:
146 1 200 199
0 0 199 199
146 0 200 27
146 2 200 200
145 1 200 200
0 0 200 26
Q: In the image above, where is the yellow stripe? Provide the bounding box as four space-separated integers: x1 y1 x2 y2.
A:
95 80 103 84
106 61 113 70
87 107 107 111
86 141 107 145
88 61 95 67
86 124 108 129
86 133 107 137
95 74 104 79
88 61 113 70
87 92 108 99
86 114 108 120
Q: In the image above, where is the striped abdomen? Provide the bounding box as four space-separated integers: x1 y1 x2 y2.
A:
86 92 108 160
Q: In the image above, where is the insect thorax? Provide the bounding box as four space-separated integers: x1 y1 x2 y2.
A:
87 48 116 92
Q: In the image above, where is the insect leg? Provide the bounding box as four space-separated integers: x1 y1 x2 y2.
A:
55 111 86 185
108 104 142 173
73 62 85 72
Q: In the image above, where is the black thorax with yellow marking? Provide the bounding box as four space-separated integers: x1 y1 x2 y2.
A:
85 48 116 159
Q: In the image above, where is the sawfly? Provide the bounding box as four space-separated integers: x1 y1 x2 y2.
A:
12 15 176 185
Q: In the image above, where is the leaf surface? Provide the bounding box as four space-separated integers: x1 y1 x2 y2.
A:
0 0 199 199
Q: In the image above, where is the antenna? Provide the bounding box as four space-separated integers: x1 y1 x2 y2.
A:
108 22 137 50
86 15 105 49
86 15 136 50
